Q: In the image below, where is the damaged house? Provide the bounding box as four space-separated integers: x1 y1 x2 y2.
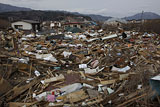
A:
11 20 41 32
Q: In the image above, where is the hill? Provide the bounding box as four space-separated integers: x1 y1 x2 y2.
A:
0 10 91 21
87 14 112 21
0 3 91 21
0 3 31 13
124 12 160 20
71 12 112 21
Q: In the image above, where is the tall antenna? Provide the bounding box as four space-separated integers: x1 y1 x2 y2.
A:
141 11 144 21
140 11 144 31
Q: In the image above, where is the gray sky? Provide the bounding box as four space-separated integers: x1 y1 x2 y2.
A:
0 0 160 17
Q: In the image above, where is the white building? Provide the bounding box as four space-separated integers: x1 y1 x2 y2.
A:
50 21 61 29
11 20 40 31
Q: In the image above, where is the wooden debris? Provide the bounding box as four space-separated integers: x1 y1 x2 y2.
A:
57 89 88 103
44 74 65 84
0 76 12 96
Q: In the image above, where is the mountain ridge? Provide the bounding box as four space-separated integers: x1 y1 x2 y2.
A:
0 3 32 13
0 3 160 21
124 12 160 20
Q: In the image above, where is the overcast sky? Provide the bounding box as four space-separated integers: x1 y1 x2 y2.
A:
0 0 160 17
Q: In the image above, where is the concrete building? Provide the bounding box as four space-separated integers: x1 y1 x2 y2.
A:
63 22 84 29
50 21 61 29
11 20 40 32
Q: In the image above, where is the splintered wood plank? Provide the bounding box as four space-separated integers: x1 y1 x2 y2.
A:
86 97 103 105
66 89 88 103
44 74 65 84
100 79 117 85
9 102 37 107
57 89 88 103
118 93 147 107
1 77 42 101
0 76 12 96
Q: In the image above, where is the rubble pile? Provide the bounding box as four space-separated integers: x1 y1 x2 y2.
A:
0 30 160 107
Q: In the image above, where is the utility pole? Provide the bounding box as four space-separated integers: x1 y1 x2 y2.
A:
140 11 144 32
141 11 144 21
